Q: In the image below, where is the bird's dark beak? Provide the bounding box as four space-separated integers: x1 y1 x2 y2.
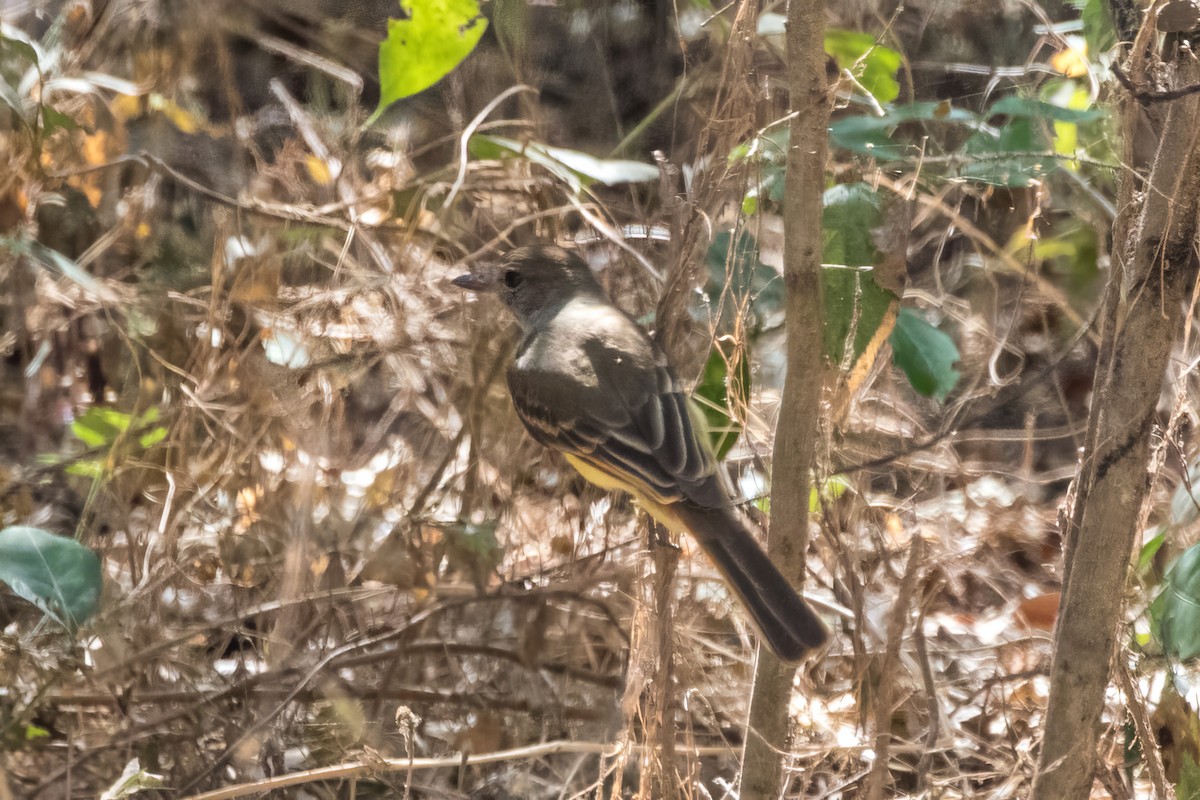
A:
451 272 491 292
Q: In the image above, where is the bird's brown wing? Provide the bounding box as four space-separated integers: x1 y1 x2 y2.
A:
506 326 722 509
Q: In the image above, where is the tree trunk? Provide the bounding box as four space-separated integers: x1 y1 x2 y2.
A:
1032 46 1200 800
740 0 829 795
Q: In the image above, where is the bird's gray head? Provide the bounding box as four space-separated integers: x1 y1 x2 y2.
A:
452 245 604 327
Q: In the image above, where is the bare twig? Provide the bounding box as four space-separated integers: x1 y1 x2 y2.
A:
864 536 924 800
1117 663 1174 800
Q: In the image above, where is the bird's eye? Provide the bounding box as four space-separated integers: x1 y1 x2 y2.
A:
503 270 522 288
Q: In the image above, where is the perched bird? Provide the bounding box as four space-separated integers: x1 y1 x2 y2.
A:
453 245 827 662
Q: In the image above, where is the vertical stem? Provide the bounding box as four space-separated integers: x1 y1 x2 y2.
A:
1033 52 1200 800
741 0 829 795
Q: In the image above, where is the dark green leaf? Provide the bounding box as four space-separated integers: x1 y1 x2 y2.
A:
829 102 977 159
1079 0 1117 55
822 267 895 364
0 526 102 630
693 343 750 460
985 96 1106 123
370 0 488 122
961 119 1053 187
889 308 961 401
704 231 784 327
40 106 81 137
828 114 911 159
955 97 1107 186
822 183 896 363
1151 542 1200 660
823 183 883 267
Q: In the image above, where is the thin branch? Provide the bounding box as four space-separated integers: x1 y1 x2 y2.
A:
1113 63 1200 104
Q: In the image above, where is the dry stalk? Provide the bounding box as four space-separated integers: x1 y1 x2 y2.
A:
863 535 925 800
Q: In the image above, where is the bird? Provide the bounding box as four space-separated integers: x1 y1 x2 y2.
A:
452 244 828 662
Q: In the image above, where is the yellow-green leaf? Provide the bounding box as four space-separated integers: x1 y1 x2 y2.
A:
371 0 488 123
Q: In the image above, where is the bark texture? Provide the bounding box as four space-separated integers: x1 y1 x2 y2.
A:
1032 47 1200 800
739 0 829 795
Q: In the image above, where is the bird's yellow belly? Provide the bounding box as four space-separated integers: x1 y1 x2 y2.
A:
563 453 680 532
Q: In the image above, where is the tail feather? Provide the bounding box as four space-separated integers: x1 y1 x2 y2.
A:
671 503 827 662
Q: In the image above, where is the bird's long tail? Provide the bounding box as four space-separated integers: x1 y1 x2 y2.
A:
670 502 828 662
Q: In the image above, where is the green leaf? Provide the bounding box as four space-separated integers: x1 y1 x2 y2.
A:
704 231 784 328
889 308 961 401
0 34 38 129
0 526 102 630
71 407 160 449
68 407 164 478
71 407 134 447
1138 529 1167 574
1079 0 1117 55
0 76 25 121
822 183 896 363
66 460 105 479
1180 753 1200 800
41 105 81 137
958 96 1107 186
809 475 852 513
1153 542 1200 660
824 29 903 104
1047 81 1098 162
829 102 977 159
24 724 50 741
370 0 488 123
823 268 895 365
734 128 789 212
440 520 503 585
693 343 751 460
138 427 168 448
1036 223 1101 295
985 96 1106 123
729 125 789 167
1 34 40 67
469 134 658 191
961 119 1052 187
823 183 883 267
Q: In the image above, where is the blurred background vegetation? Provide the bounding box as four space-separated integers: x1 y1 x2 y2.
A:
1 0 1198 797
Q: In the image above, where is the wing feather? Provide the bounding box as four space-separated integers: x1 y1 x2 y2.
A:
506 310 723 509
